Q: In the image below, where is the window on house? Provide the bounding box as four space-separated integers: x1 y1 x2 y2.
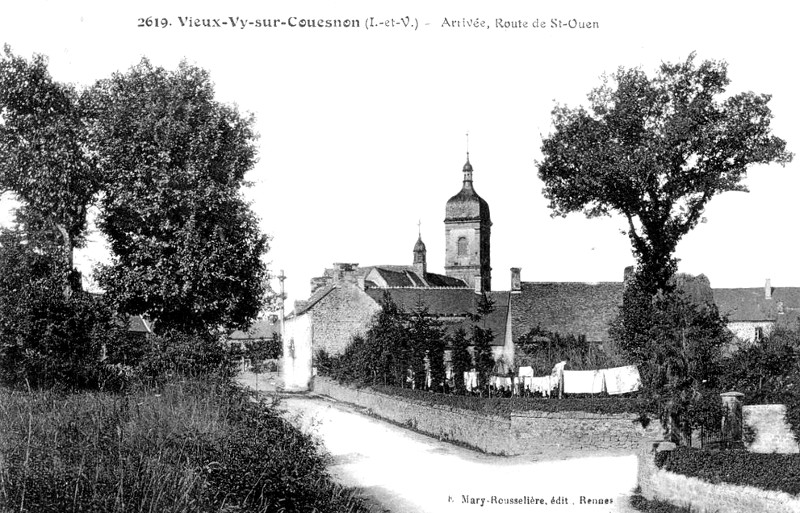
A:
754 327 764 342
457 237 468 256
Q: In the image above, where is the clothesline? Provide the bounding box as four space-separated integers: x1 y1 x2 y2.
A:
464 363 641 396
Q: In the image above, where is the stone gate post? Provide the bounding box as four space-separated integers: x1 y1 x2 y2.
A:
720 391 744 446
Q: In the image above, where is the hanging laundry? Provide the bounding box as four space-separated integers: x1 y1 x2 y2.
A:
563 369 606 394
602 365 641 395
518 366 534 378
529 376 553 397
464 371 478 391
550 360 567 394
492 376 512 388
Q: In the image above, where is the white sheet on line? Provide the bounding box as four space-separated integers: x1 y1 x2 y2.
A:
493 376 512 388
563 369 605 394
530 375 553 397
464 371 478 391
602 365 641 395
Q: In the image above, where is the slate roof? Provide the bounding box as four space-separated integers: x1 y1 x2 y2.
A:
127 315 152 334
371 267 427 287
423 272 469 288
228 317 280 340
363 265 468 289
365 288 509 346
713 287 800 326
293 284 336 317
510 282 624 343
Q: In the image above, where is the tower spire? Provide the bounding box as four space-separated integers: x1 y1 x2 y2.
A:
462 132 473 187
413 222 427 274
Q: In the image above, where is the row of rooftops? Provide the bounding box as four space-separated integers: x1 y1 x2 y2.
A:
293 263 800 346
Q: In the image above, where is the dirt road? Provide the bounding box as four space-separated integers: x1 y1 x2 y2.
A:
279 395 640 513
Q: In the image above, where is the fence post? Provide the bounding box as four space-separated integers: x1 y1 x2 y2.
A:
720 391 744 448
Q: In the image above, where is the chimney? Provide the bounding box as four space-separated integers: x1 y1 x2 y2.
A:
511 267 521 292
765 278 772 300
474 275 482 294
310 276 328 294
333 263 359 285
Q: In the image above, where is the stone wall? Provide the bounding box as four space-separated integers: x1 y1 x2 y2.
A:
727 320 774 345
638 442 800 513
314 376 513 454
313 377 660 456
512 409 659 456
744 404 799 453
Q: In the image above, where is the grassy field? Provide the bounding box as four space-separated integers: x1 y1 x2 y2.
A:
0 377 369 512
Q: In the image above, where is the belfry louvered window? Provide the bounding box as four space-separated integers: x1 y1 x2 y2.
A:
457 237 468 256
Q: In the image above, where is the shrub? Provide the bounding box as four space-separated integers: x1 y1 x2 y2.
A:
656 447 800 495
0 229 132 391
136 330 236 385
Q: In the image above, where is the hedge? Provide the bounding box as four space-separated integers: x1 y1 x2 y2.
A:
369 384 648 417
656 447 800 495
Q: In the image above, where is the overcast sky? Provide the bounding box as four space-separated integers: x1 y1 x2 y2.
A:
1 0 797 310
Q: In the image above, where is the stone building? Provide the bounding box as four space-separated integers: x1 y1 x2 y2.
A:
713 280 800 346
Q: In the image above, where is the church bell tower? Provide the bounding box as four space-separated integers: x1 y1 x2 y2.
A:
444 154 491 291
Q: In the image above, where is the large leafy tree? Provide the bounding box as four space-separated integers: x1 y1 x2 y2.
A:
85 59 270 335
0 47 101 287
538 54 792 294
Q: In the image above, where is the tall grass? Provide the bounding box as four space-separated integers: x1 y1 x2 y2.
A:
0 377 369 512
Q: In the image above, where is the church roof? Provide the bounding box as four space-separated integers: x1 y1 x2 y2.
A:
364 265 468 289
365 288 509 346
445 188 491 222
510 282 625 343
445 158 491 223
423 272 468 287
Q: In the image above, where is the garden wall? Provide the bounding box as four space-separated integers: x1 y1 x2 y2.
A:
313 377 660 456
638 443 800 513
